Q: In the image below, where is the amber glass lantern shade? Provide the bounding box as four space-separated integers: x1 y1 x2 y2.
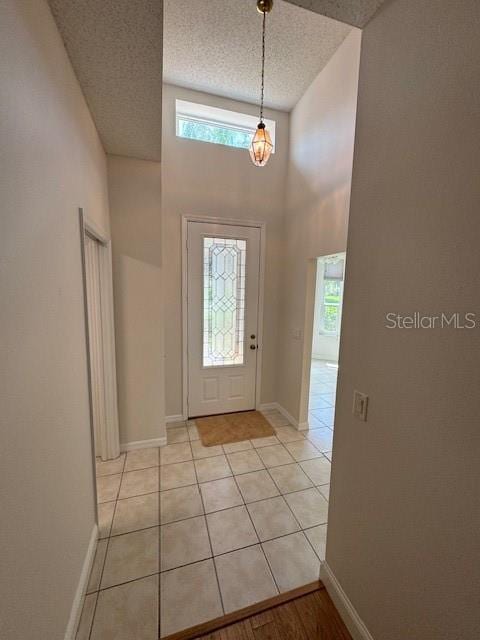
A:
249 122 273 167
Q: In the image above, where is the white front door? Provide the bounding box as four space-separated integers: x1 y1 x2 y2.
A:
187 221 261 417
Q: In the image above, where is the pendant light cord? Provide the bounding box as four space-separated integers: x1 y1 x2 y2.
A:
260 8 266 123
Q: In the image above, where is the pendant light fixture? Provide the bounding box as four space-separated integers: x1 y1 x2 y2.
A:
249 0 273 167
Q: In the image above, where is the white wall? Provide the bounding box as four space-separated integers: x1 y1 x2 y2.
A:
327 1 480 638
277 30 361 422
108 155 165 446
162 84 289 417
0 1 109 637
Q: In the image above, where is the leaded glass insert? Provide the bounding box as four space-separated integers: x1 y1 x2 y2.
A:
203 237 246 367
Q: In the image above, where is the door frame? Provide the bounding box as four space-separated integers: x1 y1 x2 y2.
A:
181 215 266 420
299 253 346 428
79 208 120 460
298 258 319 429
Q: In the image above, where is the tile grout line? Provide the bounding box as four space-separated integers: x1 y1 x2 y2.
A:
157 488 330 529
225 439 329 571
159 456 331 521
159 410 331 626
88 451 127 640
160 454 329 474
158 445 331 575
222 446 282 599
83 590 99 640
138 457 330 525
262 453 328 565
105 523 160 539
189 435 227 618
157 520 330 576
96 462 159 478
262 465 307 532
89 415 331 637
158 444 162 640
160 432 331 468
90 570 161 595
159 440 185 637
160 411 332 631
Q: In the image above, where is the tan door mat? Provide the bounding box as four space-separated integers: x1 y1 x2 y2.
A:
195 410 275 447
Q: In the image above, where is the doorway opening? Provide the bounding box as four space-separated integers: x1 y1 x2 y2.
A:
79 209 120 463
308 253 345 430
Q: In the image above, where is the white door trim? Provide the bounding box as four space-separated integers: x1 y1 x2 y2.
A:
79 208 120 461
181 215 266 420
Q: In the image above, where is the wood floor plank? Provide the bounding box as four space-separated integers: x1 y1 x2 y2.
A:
294 590 352 640
219 620 256 640
249 610 274 630
292 593 320 639
251 619 281 640
186 582 352 640
272 601 309 640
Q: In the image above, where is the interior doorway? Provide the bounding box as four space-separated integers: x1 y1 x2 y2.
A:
183 218 264 418
308 253 345 428
79 209 120 461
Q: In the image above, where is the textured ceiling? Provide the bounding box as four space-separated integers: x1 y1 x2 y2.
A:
163 0 352 112
284 0 385 27
48 0 163 161
48 0 383 161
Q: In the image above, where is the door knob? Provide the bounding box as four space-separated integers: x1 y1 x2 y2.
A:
250 344 257 350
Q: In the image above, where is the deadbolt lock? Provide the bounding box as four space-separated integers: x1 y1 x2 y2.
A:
250 334 256 339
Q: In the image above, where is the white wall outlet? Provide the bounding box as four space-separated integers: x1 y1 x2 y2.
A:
352 390 368 421
292 328 302 340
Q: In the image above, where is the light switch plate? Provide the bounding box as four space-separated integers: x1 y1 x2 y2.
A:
352 390 368 421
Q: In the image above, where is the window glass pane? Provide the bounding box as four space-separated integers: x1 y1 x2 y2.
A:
323 279 341 333
323 279 341 304
176 100 276 150
203 237 246 367
178 117 253 150
323 304 339 333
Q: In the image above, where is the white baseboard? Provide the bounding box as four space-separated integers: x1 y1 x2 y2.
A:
276 404 302 430
166 414 186 426
258 402 278 412
120 436 166 452
64 524 98 640
259 402 308 431
320 562 374 640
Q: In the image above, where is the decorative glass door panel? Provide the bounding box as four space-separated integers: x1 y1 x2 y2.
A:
187 222 261 417
203 237 246 367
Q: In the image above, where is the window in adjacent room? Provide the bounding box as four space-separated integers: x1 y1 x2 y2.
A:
320 256 345 335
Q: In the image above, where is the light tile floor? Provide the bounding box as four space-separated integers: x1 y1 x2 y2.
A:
76 361 338 639
308 359 338 430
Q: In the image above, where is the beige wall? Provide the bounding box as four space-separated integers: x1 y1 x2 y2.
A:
0 1 109 637
108 155 165 445
162 84 289 416
277 30 361 422
327 1 480 638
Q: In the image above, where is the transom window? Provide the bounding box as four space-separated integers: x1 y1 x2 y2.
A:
176 99 276 152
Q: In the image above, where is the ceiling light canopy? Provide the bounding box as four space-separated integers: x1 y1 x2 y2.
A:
249 0 273 167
